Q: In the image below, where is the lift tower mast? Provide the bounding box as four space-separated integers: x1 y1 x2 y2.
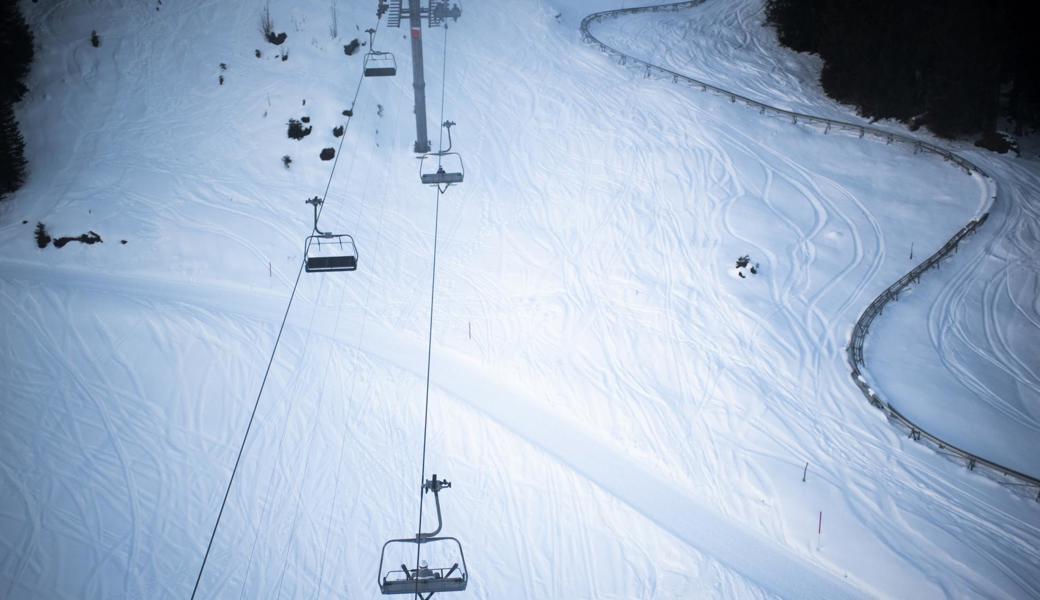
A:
379 0 461 153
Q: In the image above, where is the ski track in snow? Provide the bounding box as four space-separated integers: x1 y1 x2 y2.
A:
594 0 1040 480
2 0 1040 598
588 0 1040 596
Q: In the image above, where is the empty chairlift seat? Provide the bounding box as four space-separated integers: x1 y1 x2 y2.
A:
305 233 358 272
364 51 397 77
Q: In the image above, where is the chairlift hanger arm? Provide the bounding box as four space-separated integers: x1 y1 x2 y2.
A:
438 120 456 153
417 475 450 540
305 196 328 235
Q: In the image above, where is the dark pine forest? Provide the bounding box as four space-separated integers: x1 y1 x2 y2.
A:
0 0 33 199
765 0 1040 145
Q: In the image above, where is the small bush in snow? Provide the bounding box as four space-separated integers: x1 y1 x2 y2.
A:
343 39 359 55
320 147 335 161
282 155 292 168
734 255 760 279
34 222 50 248
260 4 287 45
333 125 344 137
90 30 100 47
287 119 311 140
53 231 102 248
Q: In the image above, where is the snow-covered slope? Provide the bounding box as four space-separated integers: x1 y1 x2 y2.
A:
598 0 1040 480
1 0 1038 598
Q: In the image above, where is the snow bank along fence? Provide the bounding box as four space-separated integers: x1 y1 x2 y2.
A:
581 1 1040 500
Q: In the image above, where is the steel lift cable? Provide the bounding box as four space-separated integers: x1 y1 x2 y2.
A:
313 113 401 598
190 19 380 597
413 20 453 598
271 142 382 599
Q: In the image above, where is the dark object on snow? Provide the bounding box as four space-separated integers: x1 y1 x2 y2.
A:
342 108 353 117
34 222 50 248
255 49 262 58
343 38 360 55
333 125 344 137
266 31 287 45
301 116 310 123
975 131 1017 154
287 119 311 140
120 239 127 244
320 147 335 161
53 230 102 248
219 63 227 71
282 155 292 168
22 220 27 224
218 75 224 85
90 30 100 47
735 254 760 277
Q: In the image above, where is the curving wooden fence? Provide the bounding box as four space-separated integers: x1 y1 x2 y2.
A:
580 1 1039 499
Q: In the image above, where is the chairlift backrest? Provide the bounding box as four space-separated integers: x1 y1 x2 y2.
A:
419 152 464 186
364 51 397 77
378 537 468 596
378 475 467 597
305 234 358 272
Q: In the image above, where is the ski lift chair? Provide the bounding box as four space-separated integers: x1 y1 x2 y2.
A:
379 475 468 599
419 120 465 190
305 234 358 272
419 152 464 187
303 197 358 273
364 51 397 77
363 28 397 77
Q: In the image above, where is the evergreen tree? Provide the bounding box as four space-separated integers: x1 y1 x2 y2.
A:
0 0 34 200
766 0 1040 139
0 0 34 103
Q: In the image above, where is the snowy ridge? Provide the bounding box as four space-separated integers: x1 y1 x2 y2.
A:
581 1 1040 495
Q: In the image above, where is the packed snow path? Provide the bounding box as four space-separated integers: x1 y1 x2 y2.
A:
2 0 1039 598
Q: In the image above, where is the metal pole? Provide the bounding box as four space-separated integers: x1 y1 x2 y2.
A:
408 0 430 153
